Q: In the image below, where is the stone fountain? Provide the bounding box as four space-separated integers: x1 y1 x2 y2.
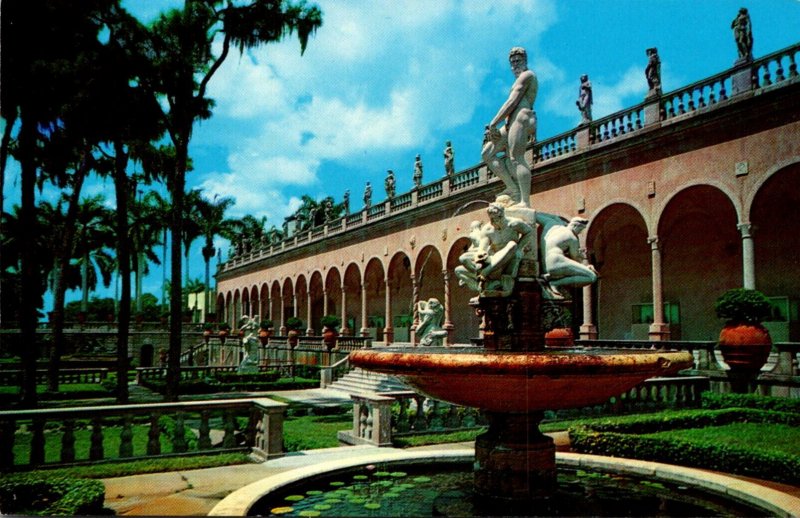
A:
349 45 693 503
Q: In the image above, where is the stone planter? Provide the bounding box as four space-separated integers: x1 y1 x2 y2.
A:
544 328 574 348
258 329 272 346
718 322 771 374
323 327 338 350
287 329 300 347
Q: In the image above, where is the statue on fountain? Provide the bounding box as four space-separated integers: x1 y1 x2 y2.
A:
482 46 538 208
540 216 598 299
454 203 535 300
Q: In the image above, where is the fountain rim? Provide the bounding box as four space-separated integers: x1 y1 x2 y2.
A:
349 347 695 376
209 448 800 517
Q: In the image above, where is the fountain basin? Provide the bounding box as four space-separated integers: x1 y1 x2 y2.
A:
349 347 694 413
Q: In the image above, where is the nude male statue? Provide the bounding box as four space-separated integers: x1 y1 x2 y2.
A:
541 217 597 300
455 203 535 298
482 47 538 208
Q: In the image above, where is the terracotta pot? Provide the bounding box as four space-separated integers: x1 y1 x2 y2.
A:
259 329 271 346
203 330 212 344
718 322 771 374
544 328 574 348
323 327 338 350
287 329 300 347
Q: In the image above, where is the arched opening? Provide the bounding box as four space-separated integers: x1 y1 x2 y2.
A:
309 271 324 334
587 204 650 339
387 252 413 343
295 275 309 333
659 185 740 340
363 258 386 342
447 237 480 344
325 268 343 332
281 278 295 330
751 163 800 341
259 283 270 324
343 264 361 335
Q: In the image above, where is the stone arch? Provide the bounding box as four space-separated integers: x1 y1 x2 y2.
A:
309 271 325 334
343 263 361 335
270 281 281 328
658 185 740 340
447 237 479 344
295 275 309 332
743 156 800 220
233 289 242 329
249 285 259 320
325 267 343 332
750 163 800 340
363 257 386 341
281 278 295 329
387 251 413 343
216 293 226 323
655 179 741 231
259 283 270 324
586 203 650 340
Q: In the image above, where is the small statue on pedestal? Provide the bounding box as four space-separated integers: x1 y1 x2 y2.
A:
412 155 423 187
576 74 593 125
444 141 455 177
384 170 396 198
645 47 662 98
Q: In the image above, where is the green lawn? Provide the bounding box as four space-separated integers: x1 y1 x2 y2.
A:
643 422 800 457
282 413 352 451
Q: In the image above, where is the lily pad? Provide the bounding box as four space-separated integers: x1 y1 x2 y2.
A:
270 506 294 515
285 494 305 502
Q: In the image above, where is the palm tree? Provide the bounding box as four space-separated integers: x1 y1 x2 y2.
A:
143 0 322 401
129 189 162 313
196 194 238 320
143 189 172 310
73 195 116 310
182 188 204 286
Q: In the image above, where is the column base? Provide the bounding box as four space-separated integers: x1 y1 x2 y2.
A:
579 324 598 340
648 322 671 341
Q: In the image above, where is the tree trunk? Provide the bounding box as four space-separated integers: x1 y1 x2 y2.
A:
18 116 38 408
113 141 131 403
48 154 89 393
166 138 188 402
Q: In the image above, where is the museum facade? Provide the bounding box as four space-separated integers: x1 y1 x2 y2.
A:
216 42 800 346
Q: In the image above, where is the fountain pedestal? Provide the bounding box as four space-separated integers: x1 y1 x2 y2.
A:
473 279 544 352
475 411 555 500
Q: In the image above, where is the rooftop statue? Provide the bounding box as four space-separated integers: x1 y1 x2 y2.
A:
482 47 538 208
343 190 350 215
576 74 593 125
444 141 454 177
363 182 372 210
732 7 753 62
645 47 662 98
413 155 423 187
384 170 396 198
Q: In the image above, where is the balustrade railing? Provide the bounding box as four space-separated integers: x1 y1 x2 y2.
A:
0 368 109 386
218 42 800 274
0 398 286 470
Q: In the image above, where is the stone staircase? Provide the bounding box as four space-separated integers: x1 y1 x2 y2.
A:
327 367 410 395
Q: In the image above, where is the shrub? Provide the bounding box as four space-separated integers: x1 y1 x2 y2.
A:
714 288 773 324
218 322 231 332
701 391 800 414
0 473 105 516
285 317 303 331
320 315 341 329
259 319 273 330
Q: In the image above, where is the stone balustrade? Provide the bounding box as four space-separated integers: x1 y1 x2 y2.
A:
0 398 286 470
220 42 800 274
0 368 109 386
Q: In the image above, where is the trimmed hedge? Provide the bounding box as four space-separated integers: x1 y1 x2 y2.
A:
140 377 318 395
570 427 800 485
701 391 800 414
0 473 105 516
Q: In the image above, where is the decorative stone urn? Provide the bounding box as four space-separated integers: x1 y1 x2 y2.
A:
544 327 574 348
258 328 272 346
321 315 341 350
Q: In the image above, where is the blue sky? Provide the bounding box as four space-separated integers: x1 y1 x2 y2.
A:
4 0 800 311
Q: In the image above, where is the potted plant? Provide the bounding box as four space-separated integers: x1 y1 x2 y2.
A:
202 322 214 344
543 306 573 348
258 319 274 345
218 322 231 344
286 317 303 347
715 288 773 379
321 315 341 349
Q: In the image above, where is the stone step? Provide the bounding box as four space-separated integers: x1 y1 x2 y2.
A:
328 368 409 395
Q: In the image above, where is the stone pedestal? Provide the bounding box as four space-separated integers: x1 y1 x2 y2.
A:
474 411 556 501
471 280 544 351
731 59 754 96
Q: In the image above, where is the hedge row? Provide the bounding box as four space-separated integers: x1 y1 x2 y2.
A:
0 473 105 516
701 391 800 414
140 377 318 395
569 427 800 485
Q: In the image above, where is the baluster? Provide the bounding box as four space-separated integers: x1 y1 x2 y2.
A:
119 416 134 458
602 122 610 141
665 99 674 118
776 59 785 82
688 89 696 111
1 419 16 468
396 398 410 433
762 64 772 86
172 412 187 453
413 395 427 431
222 410 236 448
789 54 798 77
89 418 104 461
61 419 76 462
359 406 369 438
30 418 45 465
462 408 476 428
445 405 459 428
625 113 634 133
678 94 686 114
635 110 643 129
429 400 443 430
198 410 212 450
697 85 707 108
719 81 728 101
611 119 618 138
570 136 576 151
147 413 161 455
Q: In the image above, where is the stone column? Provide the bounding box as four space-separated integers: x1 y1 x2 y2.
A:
360 283 369 337
648 236 671 341
384 278 393 345
305 291 313 335
579 248 598 339
322 289 329 317
738 223 756 289
279 294 286 335
443 270 454 345
340 286 349 336
410 275 419 345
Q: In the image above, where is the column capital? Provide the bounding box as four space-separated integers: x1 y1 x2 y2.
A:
647 235 659 249
737 222 755 237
